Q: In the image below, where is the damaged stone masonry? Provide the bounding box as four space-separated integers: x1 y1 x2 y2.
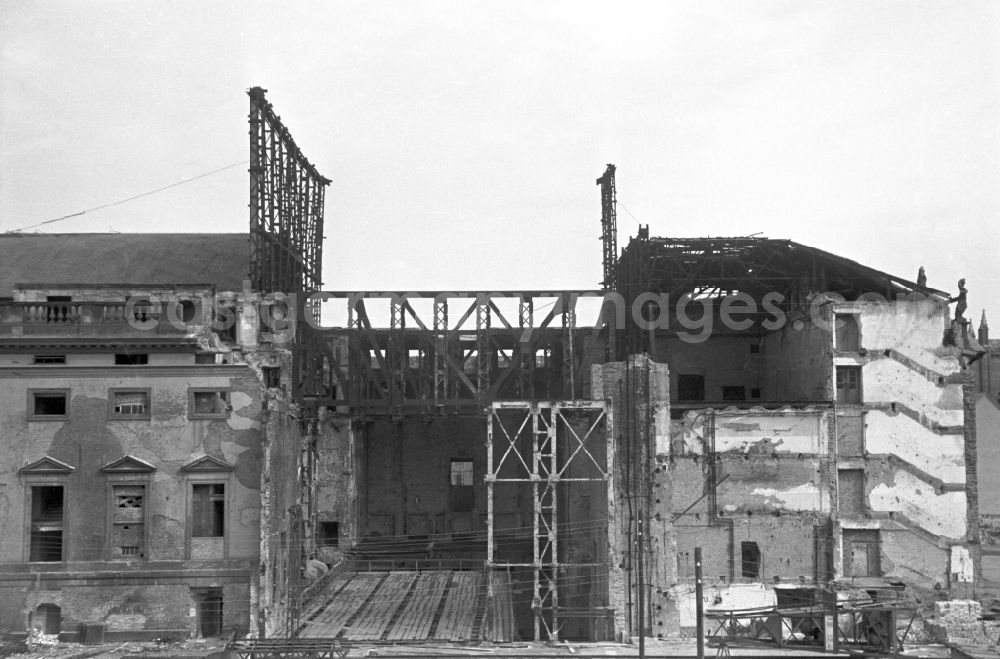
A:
0 91 989 648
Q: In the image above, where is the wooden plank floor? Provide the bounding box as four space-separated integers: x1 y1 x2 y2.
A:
482 569 515 642
298 572 384 638
299 569 483 642
385 570 451 641
342 571 417 640
432 571 480 641
298 572 351 625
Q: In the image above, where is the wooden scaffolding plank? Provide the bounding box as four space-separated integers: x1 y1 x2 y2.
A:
298 572 384 638
342 571 417 640
433 571 480 641
482 569 515 642
386 570 452 641
298 572 352 625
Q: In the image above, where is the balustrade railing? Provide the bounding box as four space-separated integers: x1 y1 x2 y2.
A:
0 301 184 335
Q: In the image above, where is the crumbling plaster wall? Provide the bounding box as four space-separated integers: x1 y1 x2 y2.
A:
670 408 831 630
0 367 264 635
760 314 833 401
846 300 972 591
826 299 976 597
592 357 674 639
312 412 356 555
663 336 763 401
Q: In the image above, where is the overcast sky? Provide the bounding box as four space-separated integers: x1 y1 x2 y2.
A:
2 1 998 325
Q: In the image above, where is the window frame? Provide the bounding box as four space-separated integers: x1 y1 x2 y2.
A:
836 365 863 404
108 388 152 421
27 389 70 421
106 479 151 561
188 388 231 420
185 474 230 559
24 480 68 563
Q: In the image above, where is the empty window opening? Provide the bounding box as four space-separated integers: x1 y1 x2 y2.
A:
32 604 61 636
750 388 762 399
32 392 67 417
30 486 64 562
450 459 474 513
190 390 229 418
192 484 225 537
317 521 340 547
215 304 238 343
741 541 761 579
836 314 861 351
262 367 281 388
192 588 224 638
33 355 66 365
722 386 746 401
112 485 145 560
749 344 760 354
195 353 217 365
115 353 148 365
111 390 149 418
677 374 705 401
179 300 197 323
836 366 862 404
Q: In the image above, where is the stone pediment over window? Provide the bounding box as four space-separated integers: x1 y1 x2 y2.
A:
179 455 234 472
19 456 75 475
100 455 156 473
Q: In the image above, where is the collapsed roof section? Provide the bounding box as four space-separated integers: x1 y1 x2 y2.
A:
615 233 948 304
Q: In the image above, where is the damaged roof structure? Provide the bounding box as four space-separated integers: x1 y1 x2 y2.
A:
0 89 989 654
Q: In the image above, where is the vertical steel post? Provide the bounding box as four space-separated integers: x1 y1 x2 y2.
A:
695 546 705 659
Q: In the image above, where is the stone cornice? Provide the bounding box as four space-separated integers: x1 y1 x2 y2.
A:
0 365 252 378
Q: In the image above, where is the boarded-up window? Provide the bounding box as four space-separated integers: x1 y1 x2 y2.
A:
837 412 864 456
843 529 880 577
30 486 64 562
112 485 145 559
838 469 865 517
836 366 862 404
111 390 150 419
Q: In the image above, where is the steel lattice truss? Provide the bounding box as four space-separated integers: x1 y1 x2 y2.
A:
486 401 613 641
249 87 330 295
610 234 948 360
597 164 617 291
706 601 915 655
295 291 600 414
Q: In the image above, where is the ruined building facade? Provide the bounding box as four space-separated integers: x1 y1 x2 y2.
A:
0 233 308 640
291 234 984 641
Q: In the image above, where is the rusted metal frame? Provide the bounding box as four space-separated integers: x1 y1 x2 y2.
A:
556 408 608 477
247 88 328 295
518 296 534 398
597 164 617 290
389 299 407 411
492 409 535 477
476 298 491 405
487 299 514 330
442 350 479 396
433 298 448 403
399 299 429 331
353 305 397 406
